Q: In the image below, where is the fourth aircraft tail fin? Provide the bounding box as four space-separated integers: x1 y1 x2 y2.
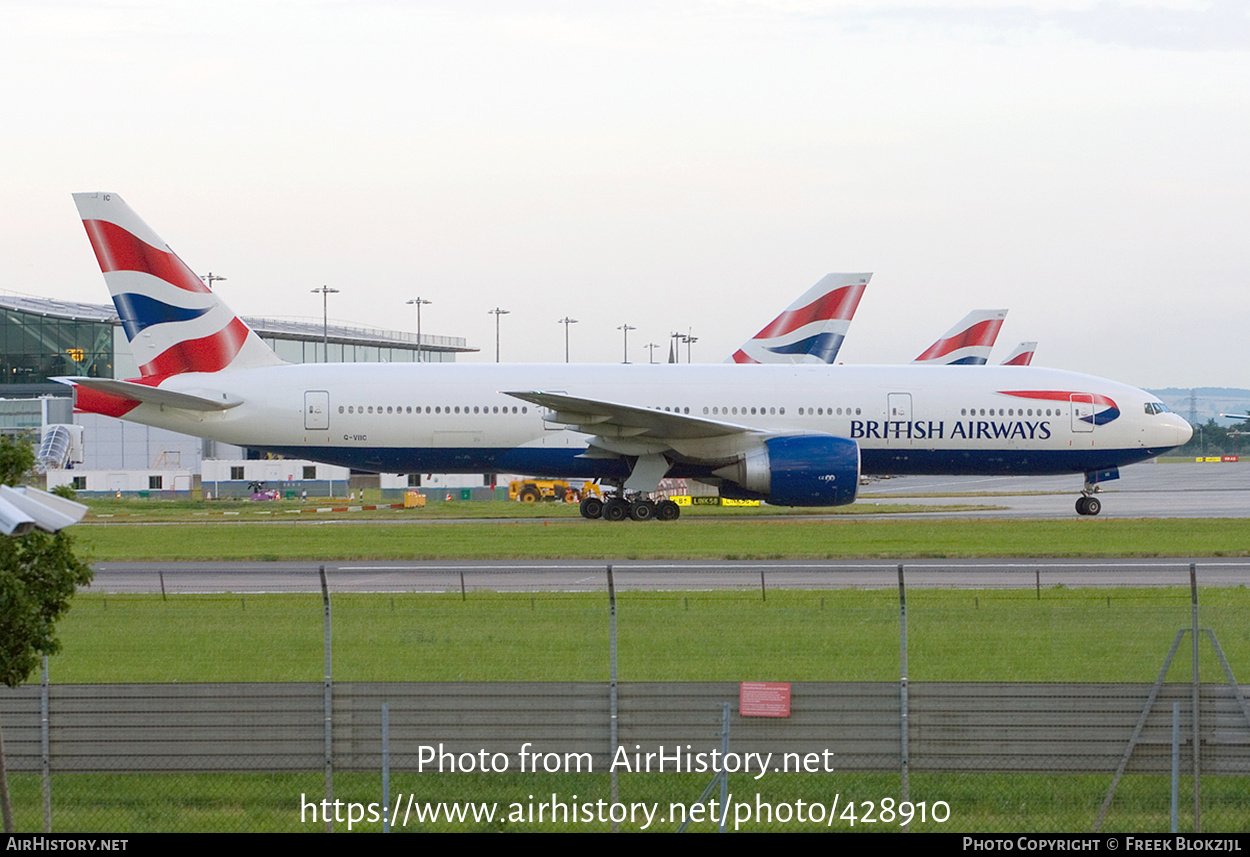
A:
1000 341 1038 366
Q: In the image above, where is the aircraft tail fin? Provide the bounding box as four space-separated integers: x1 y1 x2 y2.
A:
729 273 870 364
1000 341 1037 366
72 192 284 378
912 309 1007 365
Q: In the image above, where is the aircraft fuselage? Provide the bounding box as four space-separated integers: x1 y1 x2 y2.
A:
110 361 1190 480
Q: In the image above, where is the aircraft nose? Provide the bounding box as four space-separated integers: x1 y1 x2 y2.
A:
1176 416 1194 447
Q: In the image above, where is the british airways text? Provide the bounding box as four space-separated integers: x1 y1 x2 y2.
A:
850 420 1053 441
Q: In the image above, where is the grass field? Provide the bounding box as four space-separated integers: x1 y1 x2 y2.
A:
79 495 994 522
49 588 1250 683
72 516 1250 560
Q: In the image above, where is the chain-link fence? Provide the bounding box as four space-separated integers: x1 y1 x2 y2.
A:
1 563 1247 832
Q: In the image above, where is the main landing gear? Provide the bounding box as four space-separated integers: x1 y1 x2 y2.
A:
580 492 681 522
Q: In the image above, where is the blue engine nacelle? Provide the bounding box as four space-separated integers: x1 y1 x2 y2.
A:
713 435 860 507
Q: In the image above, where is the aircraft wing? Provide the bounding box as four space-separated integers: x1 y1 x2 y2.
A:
54 377 243 411
504 390 752 440
505 389 860 501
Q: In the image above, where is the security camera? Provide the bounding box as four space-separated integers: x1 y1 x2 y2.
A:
0 485 88 536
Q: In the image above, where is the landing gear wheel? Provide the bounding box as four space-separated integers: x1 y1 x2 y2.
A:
580 496 603 519
1075 496 1101 516
629 500 656 522
602 497 630 522
656 500 681 522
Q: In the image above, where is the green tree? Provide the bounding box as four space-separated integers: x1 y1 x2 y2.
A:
0 521 93 686
0 434 93 831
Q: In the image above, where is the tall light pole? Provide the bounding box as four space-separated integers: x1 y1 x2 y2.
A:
488 307 510 362
407 298 432 362
617 324 636 364
311 286 339 362
557 317 578 363
645 342 659 364
201 272 227 290
681 330 698 363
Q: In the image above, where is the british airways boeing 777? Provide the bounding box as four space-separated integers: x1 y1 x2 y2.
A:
61 193 1192 520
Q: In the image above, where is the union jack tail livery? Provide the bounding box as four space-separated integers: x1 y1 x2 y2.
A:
1000 341 1038 366
729 273 870 364
912 309 1007 366
73 192 282 379
65 193 284 418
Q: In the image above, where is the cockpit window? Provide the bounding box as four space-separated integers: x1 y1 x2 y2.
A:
1144 402 1170 415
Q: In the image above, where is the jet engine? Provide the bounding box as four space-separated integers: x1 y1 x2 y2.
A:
712 434 860 507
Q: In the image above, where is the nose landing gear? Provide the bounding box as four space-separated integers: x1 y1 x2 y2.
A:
1074 469 1116 516
1075 495 1101 516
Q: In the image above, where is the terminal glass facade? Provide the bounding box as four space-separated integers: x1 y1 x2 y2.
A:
0 306 465 387
0 308 114 384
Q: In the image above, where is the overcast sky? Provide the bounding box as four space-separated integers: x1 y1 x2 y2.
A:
2 0 1246 387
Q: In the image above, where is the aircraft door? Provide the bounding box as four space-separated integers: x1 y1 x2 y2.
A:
888 393 912 422
1070 394 1094 433
887 393 912 445
305 391 330 430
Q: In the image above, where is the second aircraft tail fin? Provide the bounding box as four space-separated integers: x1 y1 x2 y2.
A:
729 273 870 365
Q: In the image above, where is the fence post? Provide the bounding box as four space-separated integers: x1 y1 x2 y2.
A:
719 702 730 833
607 565 619 833
1189 563 1200 832
898 564 910 827
382 702 390 833
1171 701 1180 833
41 656 49 833
320 565 333 833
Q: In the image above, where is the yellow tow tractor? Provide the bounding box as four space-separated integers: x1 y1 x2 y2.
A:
508 479 601 504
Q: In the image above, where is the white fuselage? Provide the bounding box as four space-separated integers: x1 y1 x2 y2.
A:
114 362 1191 480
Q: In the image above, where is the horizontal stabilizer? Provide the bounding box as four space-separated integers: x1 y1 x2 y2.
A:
55 377 242 411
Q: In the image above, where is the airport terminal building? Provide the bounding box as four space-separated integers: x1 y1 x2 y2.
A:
0 293 477 494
